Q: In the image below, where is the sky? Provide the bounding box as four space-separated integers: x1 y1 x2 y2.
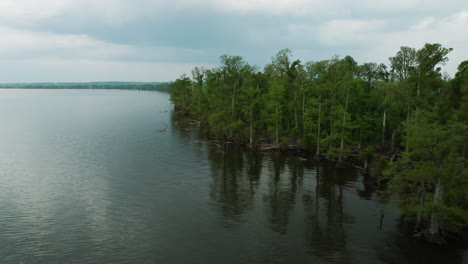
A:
0 0 467 82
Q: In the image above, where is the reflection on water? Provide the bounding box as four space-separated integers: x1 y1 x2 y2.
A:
174 114 468 264
0 89 466 264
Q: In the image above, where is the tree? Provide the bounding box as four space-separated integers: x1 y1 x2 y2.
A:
385 110 468 244
389 46 416 82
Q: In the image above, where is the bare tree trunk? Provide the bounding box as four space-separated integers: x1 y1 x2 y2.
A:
291 79 298 129
428 178 444 243
391 129 397 153
228 81 237 138
329 97 335 155
316 96 321 158
231 82 237 123
249 107 253 146
338 86 350 164
302 88 305 139
382 108 386 147
416 180 425 231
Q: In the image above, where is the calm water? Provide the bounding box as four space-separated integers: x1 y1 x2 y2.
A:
0 89 466 264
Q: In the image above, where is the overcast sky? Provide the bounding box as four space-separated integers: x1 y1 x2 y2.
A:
0 0 467 82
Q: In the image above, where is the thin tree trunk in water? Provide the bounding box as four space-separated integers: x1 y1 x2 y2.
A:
428 178 444 244
391 129 397 153
316 96 321 158
230 80 238 138
329 96 335 155
382 108 386 147
416 180 425 231
338 86 350 164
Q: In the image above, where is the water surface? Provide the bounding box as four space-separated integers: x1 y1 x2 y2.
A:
0 89 466 263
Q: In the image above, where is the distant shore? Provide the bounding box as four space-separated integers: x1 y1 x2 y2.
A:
0 82 172 92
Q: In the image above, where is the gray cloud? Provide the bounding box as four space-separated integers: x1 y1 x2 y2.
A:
0 0 467 81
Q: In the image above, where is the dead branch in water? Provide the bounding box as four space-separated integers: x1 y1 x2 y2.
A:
258 145 298 151
156 123 168 133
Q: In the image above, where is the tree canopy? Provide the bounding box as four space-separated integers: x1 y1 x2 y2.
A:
170 44 467 244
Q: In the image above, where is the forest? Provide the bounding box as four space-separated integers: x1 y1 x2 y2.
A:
170 43 468 245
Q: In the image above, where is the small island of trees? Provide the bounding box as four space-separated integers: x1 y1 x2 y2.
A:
170 43 467 245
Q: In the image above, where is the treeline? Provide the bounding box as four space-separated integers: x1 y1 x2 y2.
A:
170 43 468 244
0 82 171 91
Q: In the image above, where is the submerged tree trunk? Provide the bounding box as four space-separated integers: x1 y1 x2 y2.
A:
426 178 445 244
415 180 425 231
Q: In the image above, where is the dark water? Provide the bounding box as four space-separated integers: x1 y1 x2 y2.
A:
0 89 466 264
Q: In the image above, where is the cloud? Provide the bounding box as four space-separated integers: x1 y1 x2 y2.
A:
0 0 467 81
206 0 346 16
0 26 132 60
318 19 387 46
362 11 468 74
0 0 70 22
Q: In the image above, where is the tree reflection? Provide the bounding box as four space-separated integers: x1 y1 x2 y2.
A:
207 144 260 224
302 163 357 262
263 154 296 234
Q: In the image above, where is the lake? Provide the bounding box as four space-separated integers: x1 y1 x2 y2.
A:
0 89 466 264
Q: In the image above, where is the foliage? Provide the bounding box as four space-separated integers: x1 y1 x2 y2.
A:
169 46 468 243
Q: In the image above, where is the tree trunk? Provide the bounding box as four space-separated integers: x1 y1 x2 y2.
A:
427 178 445 244
391 129 397 153
316 96 321 158
231 81 237 123
382 108 386 147
415 181 425 231
302 88 305 139
329 95 335 155
249 107 253 146
294 81 298 129
338 86 350 164
229 81 237 138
